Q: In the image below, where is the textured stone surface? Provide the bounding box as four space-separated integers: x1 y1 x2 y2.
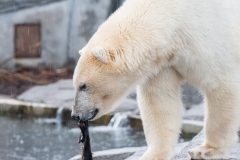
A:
17 79 138 114
114 98 138 112
174 130 240 160
0 96 56 117
69 147 143 160
183 103 205 121
69 131 240 160
69 142 188 160
15 79 205 131
182 120 204 134
17 80 74 106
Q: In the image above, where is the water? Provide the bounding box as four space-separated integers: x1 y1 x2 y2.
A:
0 116 146 160
108 113 129 128
0 110 195 160
34 105 65 130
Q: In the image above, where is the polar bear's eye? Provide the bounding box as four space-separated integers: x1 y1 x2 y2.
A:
79 84 87 91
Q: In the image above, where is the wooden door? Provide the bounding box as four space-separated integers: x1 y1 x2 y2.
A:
15 24 41 58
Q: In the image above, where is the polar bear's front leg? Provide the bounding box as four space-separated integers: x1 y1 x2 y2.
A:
137 68 183 160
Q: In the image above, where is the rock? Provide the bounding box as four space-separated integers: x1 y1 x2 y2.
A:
69 143 188 160
0 96 56 117
69 147 146 160
1 79 137 124
114 98 138 112
17 79 74 106
174 130 240 160
127 114 143 130
70 130 240 160
17 79 138 111
182 120 204 134
123 147 147 160
183 103 205 121
0 94 12 99
17 79 138 110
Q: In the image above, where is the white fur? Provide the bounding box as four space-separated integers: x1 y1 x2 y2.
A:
73 0 240 159
78 47 86 56
91 46 110 63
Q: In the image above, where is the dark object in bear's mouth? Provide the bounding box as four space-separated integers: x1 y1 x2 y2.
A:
77 121 92 160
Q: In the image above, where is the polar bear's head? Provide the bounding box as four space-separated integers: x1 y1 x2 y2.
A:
71 43 140 121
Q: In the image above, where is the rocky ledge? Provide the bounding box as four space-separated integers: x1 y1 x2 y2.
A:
0 79 205 133
70 130 240 160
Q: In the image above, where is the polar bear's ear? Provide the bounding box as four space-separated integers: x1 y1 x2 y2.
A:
91 46 110 63
78 49 82 55
78 47 86 56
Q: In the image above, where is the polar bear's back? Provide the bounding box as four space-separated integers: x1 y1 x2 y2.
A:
104 0 240 59
174 0 240 88
179 0 240 67
96 0 240 87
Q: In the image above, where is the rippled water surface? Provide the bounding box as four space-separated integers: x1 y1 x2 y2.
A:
0 116 146 160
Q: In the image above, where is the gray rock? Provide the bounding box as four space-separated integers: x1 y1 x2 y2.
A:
125 143 189 160
69 147 146 160
69 143 188 160
124 147 147 160
0 96 57 117
183 103 205 121
182 120 204 134
69 130 240 160
114 98 138 112
174 130 240 160
17 79 138 112
17 79 74 106
0 94 12 99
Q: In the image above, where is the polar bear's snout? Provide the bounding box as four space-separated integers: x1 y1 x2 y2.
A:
71 83 100 121
71 108 99 121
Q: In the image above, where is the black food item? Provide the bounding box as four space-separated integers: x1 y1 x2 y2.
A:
78 121 92 160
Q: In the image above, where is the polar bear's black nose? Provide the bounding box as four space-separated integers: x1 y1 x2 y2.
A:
71 115 80 121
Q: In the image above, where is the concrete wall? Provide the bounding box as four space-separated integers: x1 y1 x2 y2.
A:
67 0 112 62
0 1 69 68
0 0 111 68
0 0 65 14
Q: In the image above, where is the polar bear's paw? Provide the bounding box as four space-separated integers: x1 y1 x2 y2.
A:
188 145 229 159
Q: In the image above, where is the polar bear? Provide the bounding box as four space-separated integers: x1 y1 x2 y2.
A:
71 0 240 159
